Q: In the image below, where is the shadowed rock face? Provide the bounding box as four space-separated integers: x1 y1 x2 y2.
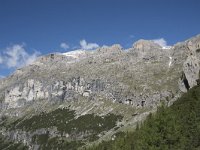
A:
183 55 199 89
179 36 200 92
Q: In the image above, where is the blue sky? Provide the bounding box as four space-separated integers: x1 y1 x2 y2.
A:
0 0 200 77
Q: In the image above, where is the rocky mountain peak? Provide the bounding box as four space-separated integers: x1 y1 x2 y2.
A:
133 39 162 51
97 44 123 54
130 39 165 60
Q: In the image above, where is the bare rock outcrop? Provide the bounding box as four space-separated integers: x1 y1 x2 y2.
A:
179 40 200 92
130 39 168 61
133 39 162 51
97 44 123 54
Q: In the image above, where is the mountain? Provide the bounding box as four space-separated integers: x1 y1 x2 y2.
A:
90 84 200 150
0 34 200 149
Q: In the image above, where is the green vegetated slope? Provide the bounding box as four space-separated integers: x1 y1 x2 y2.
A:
0 134 28 150
12 108 122 135
1 107 122 150
89 85 200 150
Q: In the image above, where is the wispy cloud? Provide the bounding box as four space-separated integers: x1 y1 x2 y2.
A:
0 56 3 64
0 44 40 68
129 35 135 39
153 38 168 48
80 40 99 50
60 42 69 50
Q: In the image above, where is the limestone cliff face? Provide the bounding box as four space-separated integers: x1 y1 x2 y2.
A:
179 36 200 92
183 55 199 88
0 35 200 112
133 39 162 51
4 79 49 108
2 77 106 109
132 39 163 59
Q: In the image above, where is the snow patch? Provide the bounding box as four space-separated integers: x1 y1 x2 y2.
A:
62 50 86 59
162 46 172 50
169 56 172 67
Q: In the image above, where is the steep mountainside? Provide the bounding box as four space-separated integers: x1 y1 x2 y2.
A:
0 34 200 149
90 84 200 150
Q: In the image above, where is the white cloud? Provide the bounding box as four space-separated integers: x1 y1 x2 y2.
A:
153 38 168 48
80 40 99 50
2 44 40 68
60 42 69 50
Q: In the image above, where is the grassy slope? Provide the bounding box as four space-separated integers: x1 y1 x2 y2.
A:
89 85 200 150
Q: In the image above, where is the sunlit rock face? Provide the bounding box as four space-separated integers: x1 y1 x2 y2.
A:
0 35 200 149
0 35 200 110
130 39 170 62
133 39 162 51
